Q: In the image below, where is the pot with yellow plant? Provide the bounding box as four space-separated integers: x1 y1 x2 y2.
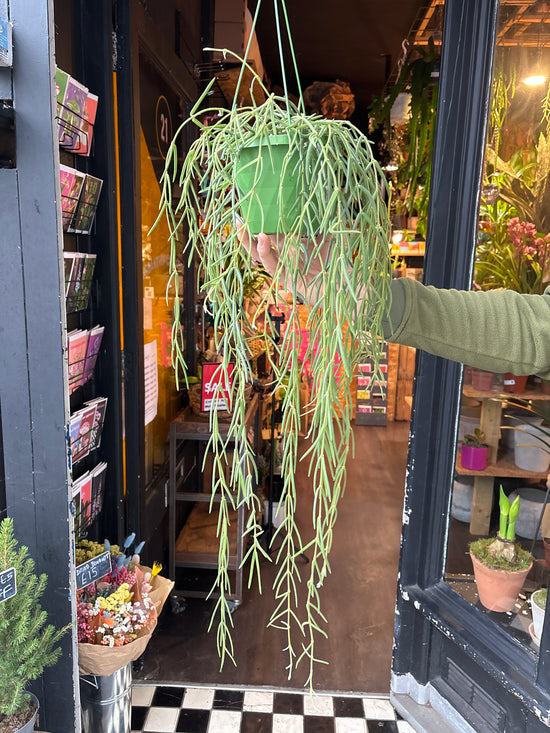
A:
470 487 533 612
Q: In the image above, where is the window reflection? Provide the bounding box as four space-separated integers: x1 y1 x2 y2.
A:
445 3 550 651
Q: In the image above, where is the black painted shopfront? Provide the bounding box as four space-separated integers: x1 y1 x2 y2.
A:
3 1 550 731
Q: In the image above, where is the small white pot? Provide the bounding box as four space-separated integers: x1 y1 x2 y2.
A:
513 421 550 472
531 588 547 642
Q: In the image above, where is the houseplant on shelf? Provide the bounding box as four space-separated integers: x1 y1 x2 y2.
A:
460 428 489 471
155 0 391 685
470 487 533 612
0 517 69 733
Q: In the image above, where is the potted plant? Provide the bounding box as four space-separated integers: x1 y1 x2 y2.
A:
155 0 391 684
530 587 547 643
460 428 489 470
469 487 533 612
369 37 440 237
0 517 69 733
470 369 494 392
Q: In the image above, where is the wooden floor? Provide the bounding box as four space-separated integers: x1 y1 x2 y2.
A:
135 421 411 695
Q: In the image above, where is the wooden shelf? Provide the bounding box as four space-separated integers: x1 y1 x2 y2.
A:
460 385 550 535
463 385 550 402
175 502 239 568
456 450 549 480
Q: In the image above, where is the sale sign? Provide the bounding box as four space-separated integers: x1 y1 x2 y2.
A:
201 362 234 412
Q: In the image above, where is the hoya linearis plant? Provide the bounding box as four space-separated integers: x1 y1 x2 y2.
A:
155 0 392 685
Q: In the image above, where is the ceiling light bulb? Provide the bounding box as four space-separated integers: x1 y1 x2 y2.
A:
523 74 547 86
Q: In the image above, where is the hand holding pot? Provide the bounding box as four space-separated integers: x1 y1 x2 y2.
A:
239 226 352 305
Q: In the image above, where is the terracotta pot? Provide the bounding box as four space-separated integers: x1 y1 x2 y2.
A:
470 551 532 612
460 444 488 471
503 373 528 393
544 537 550 569
470 369 493 392
535 376 550 395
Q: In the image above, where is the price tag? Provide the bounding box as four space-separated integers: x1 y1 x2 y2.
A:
76 551 111 590
0 567 16 602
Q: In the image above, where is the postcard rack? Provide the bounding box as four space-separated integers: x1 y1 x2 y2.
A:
66 282 94 314
56 100 95 155
74 470 106 539
61 191 99 235
57 66 105 537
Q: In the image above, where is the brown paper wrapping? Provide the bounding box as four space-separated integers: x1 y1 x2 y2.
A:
78 611 157 676
78 569 173 676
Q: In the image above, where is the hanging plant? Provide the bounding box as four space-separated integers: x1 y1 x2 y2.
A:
155 0 391 686
369 38 440 233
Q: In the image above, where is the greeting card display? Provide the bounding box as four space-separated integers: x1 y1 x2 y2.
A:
68 174 103 234
65 253 97 312
60 164 85 231
59 166 103 235
56 67 98 155
69 397 108 466
72 462 107 536
356 348 388 426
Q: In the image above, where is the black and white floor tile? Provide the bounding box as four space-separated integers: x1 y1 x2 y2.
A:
131 685 416 733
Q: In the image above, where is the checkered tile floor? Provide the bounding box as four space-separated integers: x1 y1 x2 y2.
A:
131 685 416 732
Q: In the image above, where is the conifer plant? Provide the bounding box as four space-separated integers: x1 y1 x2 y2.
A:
0 517 69 730
157 0 391 686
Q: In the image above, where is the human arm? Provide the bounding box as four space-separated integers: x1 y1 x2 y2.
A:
243 230 550 380
385 277 550 381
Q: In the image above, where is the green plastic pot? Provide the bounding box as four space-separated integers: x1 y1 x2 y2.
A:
235 134 302 235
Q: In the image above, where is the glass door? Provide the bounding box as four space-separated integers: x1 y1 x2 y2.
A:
138 52 187 488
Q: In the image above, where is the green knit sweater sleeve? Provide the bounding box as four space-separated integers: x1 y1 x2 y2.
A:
383 278 550 381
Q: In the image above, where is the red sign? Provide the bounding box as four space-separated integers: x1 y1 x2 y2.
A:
201 362 234 412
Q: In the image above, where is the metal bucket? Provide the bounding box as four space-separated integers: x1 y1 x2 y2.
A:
80 663 132 733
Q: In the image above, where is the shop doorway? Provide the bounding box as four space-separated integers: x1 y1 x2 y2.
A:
135 420 410 693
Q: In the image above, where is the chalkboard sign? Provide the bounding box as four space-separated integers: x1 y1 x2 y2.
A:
76 550 111 590
0 567 16 603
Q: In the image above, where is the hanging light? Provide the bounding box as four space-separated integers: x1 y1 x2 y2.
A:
523 72 546 86
522 9 548 86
